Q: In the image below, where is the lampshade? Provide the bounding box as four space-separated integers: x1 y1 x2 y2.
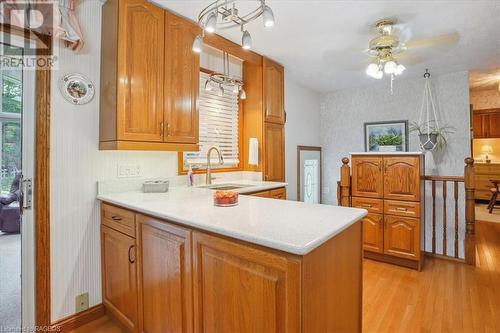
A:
481 145 493 154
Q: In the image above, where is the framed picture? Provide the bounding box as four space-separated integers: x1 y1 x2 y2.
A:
364 120 408 152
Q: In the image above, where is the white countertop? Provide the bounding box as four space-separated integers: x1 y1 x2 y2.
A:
97 181 367 255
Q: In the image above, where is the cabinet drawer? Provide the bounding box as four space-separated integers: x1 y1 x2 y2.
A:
269 187 286 200
384 200 420 218
351 197 383 214
101 203 136 237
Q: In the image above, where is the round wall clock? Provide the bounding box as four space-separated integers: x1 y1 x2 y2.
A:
59 73 95 105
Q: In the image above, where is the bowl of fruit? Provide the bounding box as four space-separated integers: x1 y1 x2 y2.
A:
213 190 239 207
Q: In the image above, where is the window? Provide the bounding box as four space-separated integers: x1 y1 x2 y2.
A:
182 71 240 170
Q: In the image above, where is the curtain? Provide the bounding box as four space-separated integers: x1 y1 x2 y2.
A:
0 0 85 51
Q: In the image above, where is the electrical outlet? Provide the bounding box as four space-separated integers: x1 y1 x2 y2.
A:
75 293 89 313
117 164 142 178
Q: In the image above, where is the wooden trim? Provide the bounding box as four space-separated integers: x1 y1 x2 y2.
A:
423 175 464 182
34 33 52 328
364 251 421 270
99 140 199 152
203 33 262 64
424 251 466 263
472 107 500 114
296 146 322 203
50 304 105 333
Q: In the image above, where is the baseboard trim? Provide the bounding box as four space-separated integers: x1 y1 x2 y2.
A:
50 304 105 333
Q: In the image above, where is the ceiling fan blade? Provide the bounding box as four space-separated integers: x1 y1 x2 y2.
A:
406 32 460 49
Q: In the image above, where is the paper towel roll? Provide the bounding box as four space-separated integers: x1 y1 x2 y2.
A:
248 138 259 165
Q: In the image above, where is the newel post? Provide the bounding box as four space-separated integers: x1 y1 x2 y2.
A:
339 157 351 207
464 157 476 265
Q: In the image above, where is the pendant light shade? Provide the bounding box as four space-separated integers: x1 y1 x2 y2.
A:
239 88 247 100
204 80 212 92
192 34 203 53
242 30 252 49
204 12 217 33
384 60 397 74
262 5 275 27
366 63 379 77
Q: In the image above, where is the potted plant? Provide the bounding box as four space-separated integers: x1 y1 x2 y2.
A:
409 121 455 151
373 130 403 152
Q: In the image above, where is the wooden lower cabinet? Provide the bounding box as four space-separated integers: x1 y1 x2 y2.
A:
246 186 287 199
383 215 420 260
362 213 383 253
101 225 138 332
192 231 301 332
136 214 193 333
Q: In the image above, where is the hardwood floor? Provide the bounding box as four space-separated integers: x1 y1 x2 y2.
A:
72 221 500 333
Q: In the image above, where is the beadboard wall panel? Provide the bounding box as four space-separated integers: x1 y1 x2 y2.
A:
320 71 470 257
49 1 178 322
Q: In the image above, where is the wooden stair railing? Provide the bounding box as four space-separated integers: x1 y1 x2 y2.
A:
338 157 476 265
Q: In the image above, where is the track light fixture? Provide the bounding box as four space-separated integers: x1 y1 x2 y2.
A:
192 0 275 52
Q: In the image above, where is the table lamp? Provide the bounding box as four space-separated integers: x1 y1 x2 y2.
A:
481 145 493 163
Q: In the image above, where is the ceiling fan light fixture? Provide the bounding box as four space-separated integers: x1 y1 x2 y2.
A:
395 63 406 75
366 63 380 77
204 12 217 33
192 34 203 53
384 60 398 74
242 30 252 49
262 5 275 27
373 70 384 79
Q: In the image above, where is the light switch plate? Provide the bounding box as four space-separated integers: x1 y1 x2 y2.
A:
75 292 89 313
117 164 142 178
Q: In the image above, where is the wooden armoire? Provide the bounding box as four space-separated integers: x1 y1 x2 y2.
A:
350 153 425 270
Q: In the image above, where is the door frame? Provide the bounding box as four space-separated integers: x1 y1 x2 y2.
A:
1 24 52 327
296 145 322 203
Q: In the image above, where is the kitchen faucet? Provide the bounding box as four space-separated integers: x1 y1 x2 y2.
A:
206 146 224 185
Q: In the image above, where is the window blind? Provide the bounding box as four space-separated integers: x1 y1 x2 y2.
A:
183 72 240 169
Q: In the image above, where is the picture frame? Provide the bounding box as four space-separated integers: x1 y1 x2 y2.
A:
364 120 409 152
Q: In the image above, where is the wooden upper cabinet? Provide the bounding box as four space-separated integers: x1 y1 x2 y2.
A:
101 225 138 332
383 215 420 260
351 156 383 198
136 215 193 333
264 122 285 181
263 58 285 124
488 112 500 138
473 113 487 138
383 156 420 201
116 0 165 142
472 109 500 138
164 12 200 144
192 231 301 332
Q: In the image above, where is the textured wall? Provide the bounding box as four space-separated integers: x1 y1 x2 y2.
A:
470 89 500 110
50 1 178 322
284 78 321 201
320 71 470 257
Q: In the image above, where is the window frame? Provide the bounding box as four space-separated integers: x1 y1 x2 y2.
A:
178 67 244 175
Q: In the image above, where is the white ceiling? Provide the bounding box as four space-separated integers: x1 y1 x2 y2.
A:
154 0 500 92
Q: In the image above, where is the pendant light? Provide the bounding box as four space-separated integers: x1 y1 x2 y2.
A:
242 30 252 50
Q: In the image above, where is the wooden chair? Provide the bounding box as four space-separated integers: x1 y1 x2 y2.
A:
487 179 500 214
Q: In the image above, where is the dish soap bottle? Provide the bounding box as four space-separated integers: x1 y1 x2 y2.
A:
187 165 194 187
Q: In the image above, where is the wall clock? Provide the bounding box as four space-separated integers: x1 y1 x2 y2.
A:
59 73 95 105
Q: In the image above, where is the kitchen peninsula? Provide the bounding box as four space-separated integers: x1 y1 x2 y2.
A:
97 183 367 332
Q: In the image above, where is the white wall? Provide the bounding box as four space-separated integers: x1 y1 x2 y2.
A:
284 77 321 201
50 1 178 321
320 71 471 257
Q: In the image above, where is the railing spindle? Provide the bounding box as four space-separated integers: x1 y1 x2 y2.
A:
432 180 436 254
464 158 476 265
442 180 447 256
454 181 459 258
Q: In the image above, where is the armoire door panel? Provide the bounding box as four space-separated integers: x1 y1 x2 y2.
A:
351 157 384 198
164 12 200 144
383 156 420 201
117 0 164 142
136 215 193 333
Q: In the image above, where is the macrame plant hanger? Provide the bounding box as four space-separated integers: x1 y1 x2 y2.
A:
417 69 441 151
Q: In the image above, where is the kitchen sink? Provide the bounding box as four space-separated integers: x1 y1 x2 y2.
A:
198 183 254 191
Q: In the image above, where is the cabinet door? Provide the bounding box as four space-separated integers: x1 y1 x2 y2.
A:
263 58 285 124
136 215 193 333
270 187 287 200
351 157 383 198
384 216 420 260
117 0 164 142
264 122 285 181
101 225 138 332
164 12 200 144
488 112 500 138
192 231 301 332
383 156 420 201
362 213 383 253
472 113 487 138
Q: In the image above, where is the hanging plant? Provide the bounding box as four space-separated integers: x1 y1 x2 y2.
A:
409 121 455 151
413 69 455 151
